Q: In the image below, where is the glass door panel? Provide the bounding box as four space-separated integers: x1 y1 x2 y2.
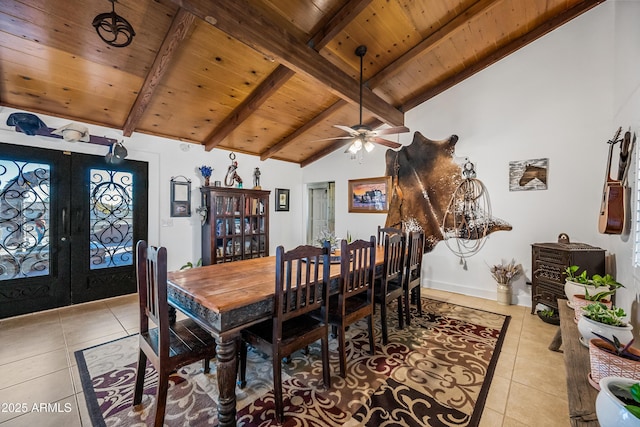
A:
0 160 50 279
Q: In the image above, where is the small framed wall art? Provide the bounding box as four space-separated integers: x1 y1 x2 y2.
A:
275 188 290 211
509 158 548 191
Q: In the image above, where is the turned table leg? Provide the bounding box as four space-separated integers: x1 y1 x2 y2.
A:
216 333 239 427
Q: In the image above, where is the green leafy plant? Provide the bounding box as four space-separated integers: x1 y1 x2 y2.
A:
180 258 202 270
628 383 640 419
315 229 338 249
582 302 627 326
592 333 640 361
583 286 616 302
591 273 624 290
564 265 590 284
609 381 640 419
538 308 556 318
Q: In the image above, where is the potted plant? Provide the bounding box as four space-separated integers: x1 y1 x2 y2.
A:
489 259 521 305
564 265 611 309
589 334 640 389
573 273 624 321
596 377 640 427
536 306 560 325
577 303 634 347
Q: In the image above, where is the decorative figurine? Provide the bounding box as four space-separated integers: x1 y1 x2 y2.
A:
253 167 261 189
224 152 243 187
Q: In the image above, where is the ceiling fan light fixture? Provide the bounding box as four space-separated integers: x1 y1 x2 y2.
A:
348 141 360 154
364 141 375 152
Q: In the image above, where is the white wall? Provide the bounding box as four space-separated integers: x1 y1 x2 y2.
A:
304 1 640 320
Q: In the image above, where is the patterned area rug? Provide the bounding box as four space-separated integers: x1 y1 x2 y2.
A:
76 298 510 426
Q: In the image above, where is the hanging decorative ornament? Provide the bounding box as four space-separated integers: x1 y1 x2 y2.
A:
441 159 510 268
92 0 136 48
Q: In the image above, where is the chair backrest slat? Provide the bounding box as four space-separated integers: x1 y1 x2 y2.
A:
340 236 376 307
275 242 330 323
406 230 425 283
377 225 403 246
136 240 170 355
384 233 406 284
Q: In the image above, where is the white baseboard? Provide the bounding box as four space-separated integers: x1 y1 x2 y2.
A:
422 279 531 308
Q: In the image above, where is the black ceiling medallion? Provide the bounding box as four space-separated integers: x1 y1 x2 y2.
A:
92 0 136 48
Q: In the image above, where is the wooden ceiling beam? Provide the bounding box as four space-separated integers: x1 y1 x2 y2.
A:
368 0 498 89
261 100 347 161
122 8 195 137
308 0 373 50
204 65 294 150
206 0 369 154
401 0 606 112
259 0 373 160
170 0 404 127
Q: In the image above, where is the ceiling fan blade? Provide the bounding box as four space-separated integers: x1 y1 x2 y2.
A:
333 124 359 136
369 136 402 149
309 136 354 142
371 126 410 136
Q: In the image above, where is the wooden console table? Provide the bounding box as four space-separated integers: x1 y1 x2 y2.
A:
557 299 600 426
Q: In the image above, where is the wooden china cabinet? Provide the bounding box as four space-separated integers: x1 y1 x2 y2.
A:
200 186 270 265
531 235 605 314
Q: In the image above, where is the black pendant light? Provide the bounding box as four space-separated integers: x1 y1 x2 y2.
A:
92 0 135 48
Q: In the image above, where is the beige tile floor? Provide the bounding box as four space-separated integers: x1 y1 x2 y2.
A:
0 288 570 426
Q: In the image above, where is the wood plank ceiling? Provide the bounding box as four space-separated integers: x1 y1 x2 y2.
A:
0 0 605 166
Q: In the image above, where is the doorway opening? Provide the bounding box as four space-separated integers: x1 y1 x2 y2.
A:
306 182 335 245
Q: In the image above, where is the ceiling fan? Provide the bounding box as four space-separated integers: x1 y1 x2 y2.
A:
320 45 409 154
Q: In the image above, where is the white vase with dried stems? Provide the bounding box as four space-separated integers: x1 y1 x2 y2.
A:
490 259 521 305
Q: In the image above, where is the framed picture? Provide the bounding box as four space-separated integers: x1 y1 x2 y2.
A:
170 176 191 217
275 188 290 211
171 201 190 217
348 176 392 213
509 158 548 191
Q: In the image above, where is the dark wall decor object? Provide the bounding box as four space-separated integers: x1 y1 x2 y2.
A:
170 176 191 217
384 132 511 253
6 112 48 135
92 0 136 48
275 188 289 212
105 141 127 164
348 176 391 213
530 234 605 314
509 158 548 191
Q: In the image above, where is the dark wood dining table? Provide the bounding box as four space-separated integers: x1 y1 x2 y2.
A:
166 244 385 427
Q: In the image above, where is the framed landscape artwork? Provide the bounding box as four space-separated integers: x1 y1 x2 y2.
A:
348 176 392 213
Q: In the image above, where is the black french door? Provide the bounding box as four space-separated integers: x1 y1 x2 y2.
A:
0 143 148 318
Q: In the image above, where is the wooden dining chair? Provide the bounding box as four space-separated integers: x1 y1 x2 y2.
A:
324 236 377 378
238 243 331 423
374 232 406 345
132 240 217 427
404 230 425 325
377 225 403 246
